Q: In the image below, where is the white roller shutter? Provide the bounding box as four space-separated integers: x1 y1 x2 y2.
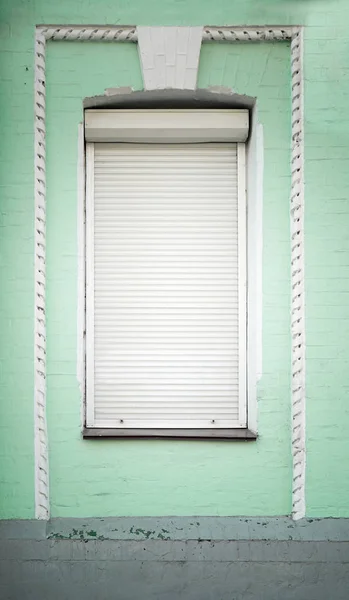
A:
86 142 246 429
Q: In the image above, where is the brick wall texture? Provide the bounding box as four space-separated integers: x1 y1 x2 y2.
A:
0 0 349 519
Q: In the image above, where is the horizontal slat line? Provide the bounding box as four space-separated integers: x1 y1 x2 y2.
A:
94 218 238 222
94 201 238 205
94 333 238 340
94 279 238 284
95 378 237 384
94 419 239 424
94 398 238 403
95 406 238 411
95 292 238 298
94 151 237 155
94 350 238 355
95 412 239 416
96 405 238 419
95 337 239 343
94 237 237 241
94 345 238 351
94 305 237 310
94 276 238 282
94 269 238 274
95 157 238 162
95 161 237 166
95 161 237 165
95 322 237 327
95 372 238 378
94 289 238 295
94 191 237 195
95 376 238 382
95 381 237 387
93 258 238 265
95 143 237 148
94 183 237 187
94 296 238 302
95 166 238 172
94 280 238 285
94 223 238 228
94 203 238 207
92 424 241 429
95 358 238 363
94 213 238 219
95 382 238 387
94 266 238 272
95 365 239 370
94 209 237 213
94 178 237 184
94 288 238 294
94 243 238 248
95 172 237 177
94 155 237 160
95 415 239 420
94 272 238 277
95 155 237 161
95 357 238 363
95 392 237 399
91 310 238 314
94 147 237 152
94 392 238 397
94 195 237 200
95 286 237 290
94 225 237 229
95 175 237 181
94 285 238 290
92 233 238 238
94 303 237 308
94 257 238 262
93 325 239 331
94 186 237 191
95 296 238 301
94 210 238 214
94 250 237 255
94 149 238 155
95 246 236 251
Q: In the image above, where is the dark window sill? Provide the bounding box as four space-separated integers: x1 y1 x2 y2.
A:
83 428 257 440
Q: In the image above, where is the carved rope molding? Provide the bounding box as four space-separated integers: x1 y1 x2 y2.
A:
34 25 305 520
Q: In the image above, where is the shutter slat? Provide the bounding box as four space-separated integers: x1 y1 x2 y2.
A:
91 142 242 428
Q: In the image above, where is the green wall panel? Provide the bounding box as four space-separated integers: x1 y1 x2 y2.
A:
1 0 349 518
44 40 291 517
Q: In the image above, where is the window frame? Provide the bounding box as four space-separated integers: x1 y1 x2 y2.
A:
82 110 257 440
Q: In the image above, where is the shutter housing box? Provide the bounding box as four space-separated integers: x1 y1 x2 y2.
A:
85 109 249 143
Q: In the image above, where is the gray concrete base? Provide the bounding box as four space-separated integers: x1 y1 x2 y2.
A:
1 517 349 600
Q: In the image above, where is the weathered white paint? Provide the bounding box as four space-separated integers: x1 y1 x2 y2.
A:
246 105 264 435
84 109 249 143
34 24 304 520
34 29 49 521
290 28 306 521
39 26 138 41
202 26 294 41
77 124 86 430
136 27 203 90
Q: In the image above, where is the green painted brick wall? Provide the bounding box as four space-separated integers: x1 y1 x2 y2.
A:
0 0 349 519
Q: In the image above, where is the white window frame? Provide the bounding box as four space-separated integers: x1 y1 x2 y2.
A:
83 109 256 439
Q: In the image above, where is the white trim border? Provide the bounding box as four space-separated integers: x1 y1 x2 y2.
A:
34 24 305 520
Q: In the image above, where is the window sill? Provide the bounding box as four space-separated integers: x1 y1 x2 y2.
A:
83 428 257 440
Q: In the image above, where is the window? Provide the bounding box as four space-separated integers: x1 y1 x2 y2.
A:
84 109 252 437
